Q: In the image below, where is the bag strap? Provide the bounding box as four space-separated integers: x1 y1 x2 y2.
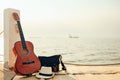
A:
59 55 67 71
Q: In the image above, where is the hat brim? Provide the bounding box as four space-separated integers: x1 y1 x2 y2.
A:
36 73 54 79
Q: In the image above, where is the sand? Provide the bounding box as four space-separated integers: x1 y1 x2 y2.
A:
0 63 120 80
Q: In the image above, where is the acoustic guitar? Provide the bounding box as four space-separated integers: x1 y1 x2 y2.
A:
12 12 41 75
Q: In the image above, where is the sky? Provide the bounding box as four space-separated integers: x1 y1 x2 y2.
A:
0 0 120 37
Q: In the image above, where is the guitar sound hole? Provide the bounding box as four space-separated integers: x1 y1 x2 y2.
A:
22 49 29 55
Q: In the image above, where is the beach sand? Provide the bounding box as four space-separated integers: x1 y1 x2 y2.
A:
1 63 120 80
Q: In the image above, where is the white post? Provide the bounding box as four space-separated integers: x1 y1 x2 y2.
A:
4 8 20 68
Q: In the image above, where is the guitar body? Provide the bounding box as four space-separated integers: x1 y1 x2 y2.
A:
13 41 41 75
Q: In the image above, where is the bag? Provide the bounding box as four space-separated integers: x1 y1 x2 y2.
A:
38 55 66 72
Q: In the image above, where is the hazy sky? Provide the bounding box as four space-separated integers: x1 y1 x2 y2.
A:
0 0 120 37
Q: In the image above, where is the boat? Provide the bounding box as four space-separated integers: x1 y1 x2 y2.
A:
69 34 79 38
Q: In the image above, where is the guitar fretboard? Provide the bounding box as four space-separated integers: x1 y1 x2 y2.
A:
17 21 27 49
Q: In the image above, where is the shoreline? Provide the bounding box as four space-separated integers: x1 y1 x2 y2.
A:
65 62 120 66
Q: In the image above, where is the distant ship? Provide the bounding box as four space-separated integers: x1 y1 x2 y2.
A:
69 34 79 38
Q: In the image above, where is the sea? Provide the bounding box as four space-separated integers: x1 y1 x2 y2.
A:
0 36 120 65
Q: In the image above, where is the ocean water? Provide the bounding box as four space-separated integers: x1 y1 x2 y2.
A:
27 36 120 65
1 36 120 65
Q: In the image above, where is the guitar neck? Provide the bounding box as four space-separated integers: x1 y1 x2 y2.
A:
17 21 27 49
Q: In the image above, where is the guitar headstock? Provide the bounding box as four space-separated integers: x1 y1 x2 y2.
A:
13 12 20 21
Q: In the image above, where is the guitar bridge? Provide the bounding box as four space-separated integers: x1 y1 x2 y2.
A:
22 61 35 65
